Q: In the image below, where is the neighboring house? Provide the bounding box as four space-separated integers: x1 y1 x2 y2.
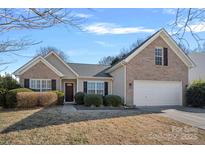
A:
13 29 195 106
188 52 205 83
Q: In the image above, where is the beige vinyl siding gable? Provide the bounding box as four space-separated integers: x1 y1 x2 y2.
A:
45 53 76 78
110 66 125 100
188 53 205 83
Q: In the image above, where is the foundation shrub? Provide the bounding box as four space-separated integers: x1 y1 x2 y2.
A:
16 92 58 108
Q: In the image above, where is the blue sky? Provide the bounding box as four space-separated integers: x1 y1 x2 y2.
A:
1 8 204 75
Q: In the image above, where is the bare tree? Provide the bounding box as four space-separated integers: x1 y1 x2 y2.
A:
98 56 115 65
99 38 146 65
35 46 69 62
0 38 41 71
171 8 205 49
192 42 205 52
178 43 191 54
0 8 83 33
0 38 40 53
0 8 85 70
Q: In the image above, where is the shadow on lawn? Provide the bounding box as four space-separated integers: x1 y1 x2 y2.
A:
1 105 162 134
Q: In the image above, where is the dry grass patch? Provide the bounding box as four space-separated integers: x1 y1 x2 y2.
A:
0 106 205 144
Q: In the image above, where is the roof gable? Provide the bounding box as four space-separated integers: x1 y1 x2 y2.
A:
13 56 63 76
44 51 79 77
13 51 111 78
106 29 195 73
125 29 195 67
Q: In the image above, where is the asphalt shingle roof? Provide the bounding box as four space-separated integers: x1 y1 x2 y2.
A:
68 63 111 77
67 31 160 77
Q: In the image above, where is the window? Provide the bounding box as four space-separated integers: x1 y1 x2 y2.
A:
30 79 52 92
87 82 95 94
96 82 104 95
47 80 51 90
87 81 104 95
155 47 163 65
36 80 41 90
30 80 36 90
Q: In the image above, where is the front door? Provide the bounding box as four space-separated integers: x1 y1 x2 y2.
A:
65 83 74 102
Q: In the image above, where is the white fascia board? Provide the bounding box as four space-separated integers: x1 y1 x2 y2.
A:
124 29 195 68
44 51 79 77
13 56 63 77
78 76 113 80
161 29 196 68
13 56 41 75
105 61 126 73
40 58 64 76
124 32 161 63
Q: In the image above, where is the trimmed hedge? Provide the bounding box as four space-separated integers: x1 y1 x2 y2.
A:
104 95 123 107
0 88 7 106
186 80 205 107
7 88 33 93
75 92 85 104
52 91 64 105
4 88 32 108
16 92 58 108
84 94 103 107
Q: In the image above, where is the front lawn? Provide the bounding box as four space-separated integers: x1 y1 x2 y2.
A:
0 106 205 144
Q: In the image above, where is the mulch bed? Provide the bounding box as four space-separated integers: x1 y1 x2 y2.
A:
74 104 137 110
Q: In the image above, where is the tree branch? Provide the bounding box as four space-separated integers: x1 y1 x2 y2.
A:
0 39 41 53
0 9 85 32
171 8 205 50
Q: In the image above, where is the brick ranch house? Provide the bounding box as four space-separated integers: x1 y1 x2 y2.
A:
13 29 195 107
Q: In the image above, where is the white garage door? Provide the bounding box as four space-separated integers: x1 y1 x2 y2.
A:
134 80 182 106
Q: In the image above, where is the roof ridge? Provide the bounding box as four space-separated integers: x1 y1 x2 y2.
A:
68 62 110 66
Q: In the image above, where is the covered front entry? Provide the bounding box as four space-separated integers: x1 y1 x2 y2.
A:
133 80 183 106
62 79 76 102
65 83 74 102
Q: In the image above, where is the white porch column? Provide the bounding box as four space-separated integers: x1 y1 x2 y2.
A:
60 78 62 91
76 77 79 92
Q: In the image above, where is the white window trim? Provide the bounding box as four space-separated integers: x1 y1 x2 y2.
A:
87 81 105 95
29 79 52 92
155 47 164 65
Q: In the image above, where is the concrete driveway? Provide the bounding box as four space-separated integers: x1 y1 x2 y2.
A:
139 106 205 130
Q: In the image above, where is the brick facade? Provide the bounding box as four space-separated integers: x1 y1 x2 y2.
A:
126 36 188 105
20 61 60 89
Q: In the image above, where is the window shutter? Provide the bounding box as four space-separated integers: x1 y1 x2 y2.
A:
83 81 87 93
24 79 29 88
163 48 168 66
104 82 108 96
51 79 56 90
